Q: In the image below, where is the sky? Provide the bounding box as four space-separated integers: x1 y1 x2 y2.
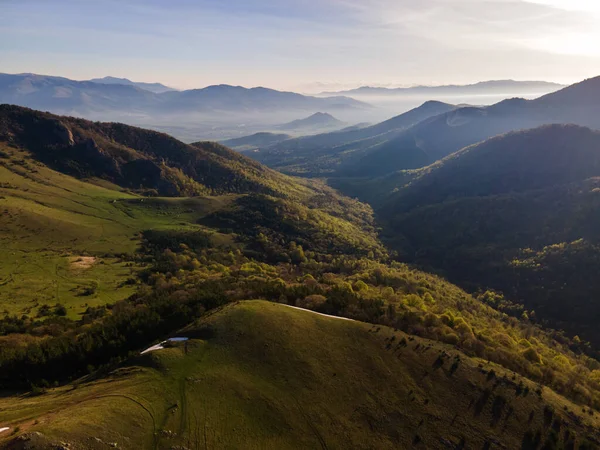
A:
1 0 600 92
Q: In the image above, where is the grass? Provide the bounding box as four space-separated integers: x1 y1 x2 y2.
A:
0 146 236 318
2 300 599 449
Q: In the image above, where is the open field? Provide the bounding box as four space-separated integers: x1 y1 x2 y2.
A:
0 145 236 318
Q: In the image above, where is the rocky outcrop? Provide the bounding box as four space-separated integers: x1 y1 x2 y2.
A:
53 121 74 146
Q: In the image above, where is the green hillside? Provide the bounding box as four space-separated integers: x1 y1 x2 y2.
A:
3 109 600 449
2 301 600 450
381 125 600 348
0 141 240 320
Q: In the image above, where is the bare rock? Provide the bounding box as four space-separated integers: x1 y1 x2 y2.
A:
54 122 74 146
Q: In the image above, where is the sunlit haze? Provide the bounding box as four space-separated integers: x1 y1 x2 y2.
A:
2 0 600 91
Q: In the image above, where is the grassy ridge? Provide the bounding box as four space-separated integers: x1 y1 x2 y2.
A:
1 301 599 449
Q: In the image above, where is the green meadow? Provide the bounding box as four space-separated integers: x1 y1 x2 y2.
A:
0 145 234 318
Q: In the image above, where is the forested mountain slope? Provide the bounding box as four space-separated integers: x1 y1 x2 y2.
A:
0 104 316 198
220 132 292 152
381 124 600 347
340 76 600 178
251 100 456 175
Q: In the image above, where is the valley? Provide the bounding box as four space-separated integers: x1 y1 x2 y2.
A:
2 77 600 449
5 0 600 446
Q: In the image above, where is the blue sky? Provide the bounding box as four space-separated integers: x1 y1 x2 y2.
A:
1 0 599 91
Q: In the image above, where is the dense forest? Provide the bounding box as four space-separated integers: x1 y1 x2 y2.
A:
381 125 600 349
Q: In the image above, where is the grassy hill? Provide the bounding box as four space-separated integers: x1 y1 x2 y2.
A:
0 141 240 320
2 300 600 450
380 124 600 348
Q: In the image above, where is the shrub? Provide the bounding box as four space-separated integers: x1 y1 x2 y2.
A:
494 333 517 350
442 333 460 345
353 280 369 292
54 304 67 316
405 294 423 309
522 347 542 364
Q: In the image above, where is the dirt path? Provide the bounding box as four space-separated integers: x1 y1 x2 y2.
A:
280 304 355 322
70 256 96 270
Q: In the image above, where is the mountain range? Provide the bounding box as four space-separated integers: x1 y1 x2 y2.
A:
251 100 457 174
219 113 348 152
321 80 565 97
252 76 600 178
0 73 368 119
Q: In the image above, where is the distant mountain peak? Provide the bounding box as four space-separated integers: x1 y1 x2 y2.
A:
88 75 177 93
278 112 345 131
309 111 335 118
95 76 133 83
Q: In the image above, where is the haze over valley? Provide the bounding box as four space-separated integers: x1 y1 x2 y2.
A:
0 73 566 142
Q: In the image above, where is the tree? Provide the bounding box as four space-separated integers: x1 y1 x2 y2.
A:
289 242 307 264
54 304 67 316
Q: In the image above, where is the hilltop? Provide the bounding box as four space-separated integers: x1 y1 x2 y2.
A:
2 301 600 449
278 112 345 131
